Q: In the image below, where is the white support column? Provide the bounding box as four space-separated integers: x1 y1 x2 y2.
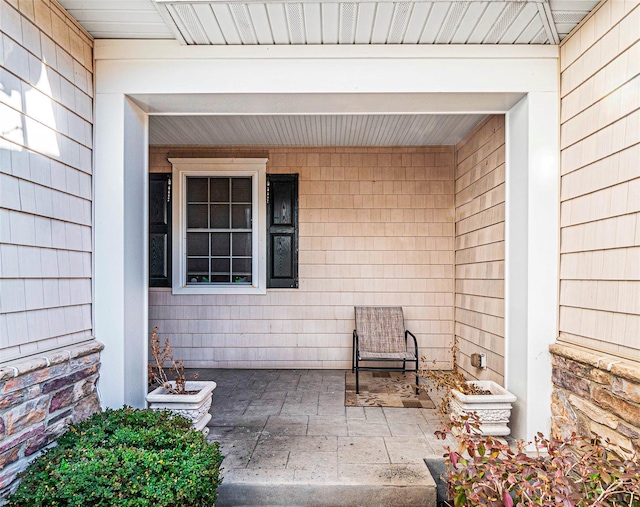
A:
94 94 149 408
505 92 559 441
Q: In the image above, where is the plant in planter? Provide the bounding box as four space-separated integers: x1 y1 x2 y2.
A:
147 327 217 435
419 340 517 436
435 413 640 507
8 407 224 507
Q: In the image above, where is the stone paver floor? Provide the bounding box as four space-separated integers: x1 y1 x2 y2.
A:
190 369 455 499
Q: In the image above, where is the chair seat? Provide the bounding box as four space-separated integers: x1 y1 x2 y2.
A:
353 306 420 395
359 351 416 360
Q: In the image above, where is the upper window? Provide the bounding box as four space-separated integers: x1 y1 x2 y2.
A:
170 158 267 295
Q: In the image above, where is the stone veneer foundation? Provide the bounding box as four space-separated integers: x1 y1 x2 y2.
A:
0 341 103 498
550 343 640 452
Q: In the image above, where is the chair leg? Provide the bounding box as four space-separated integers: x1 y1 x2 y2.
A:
415 370 419 395
356 364 360 394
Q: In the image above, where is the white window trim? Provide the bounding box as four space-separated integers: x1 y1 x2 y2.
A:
170 158 268 295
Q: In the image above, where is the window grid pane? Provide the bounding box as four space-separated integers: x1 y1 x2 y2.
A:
186 176 252 285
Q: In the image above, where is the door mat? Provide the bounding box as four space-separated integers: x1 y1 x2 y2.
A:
345 371 435 409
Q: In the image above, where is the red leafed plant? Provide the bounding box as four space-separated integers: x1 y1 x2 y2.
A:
148 326 197 394
436 413 640 507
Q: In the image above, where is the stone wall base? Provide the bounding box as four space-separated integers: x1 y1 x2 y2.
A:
0 341 104 499
550 343 640 452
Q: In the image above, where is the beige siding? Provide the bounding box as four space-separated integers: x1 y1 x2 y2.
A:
149 146 455 369
454 115 505 384
0 0 94 361
559 0 639 360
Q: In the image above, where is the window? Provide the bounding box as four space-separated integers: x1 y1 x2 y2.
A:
170 158 268 295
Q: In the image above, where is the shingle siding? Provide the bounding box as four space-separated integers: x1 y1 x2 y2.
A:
454 115 506 384
558 0 639 360
149 145 456 369
0 0 94 361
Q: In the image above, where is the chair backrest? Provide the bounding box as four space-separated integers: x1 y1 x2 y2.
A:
354 306 406 354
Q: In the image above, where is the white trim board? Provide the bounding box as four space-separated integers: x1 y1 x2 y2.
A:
169 158 268 295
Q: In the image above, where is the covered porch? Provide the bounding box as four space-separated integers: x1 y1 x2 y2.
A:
94 41 559 444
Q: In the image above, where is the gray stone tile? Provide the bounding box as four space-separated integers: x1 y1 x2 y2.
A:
259 390 288 401
216 439 256 468
307 416 349 436
221 467 297 484
292 467 340 483
318 391 342 402
243 405 283 417
256 435 338 453
338 436 389 464
261 424 308 437
347 421 392 437
425 434 458 455
248 397 286 407
285 391 304 402
266 380 300 391
210 409 247 425
287 451 338 470
384 436 436 464
383 407 431 424
345 406 365 420
247 450 290 469
208 425 262 442
280 402 318 416
300 391 321 403
363 406 387 423
295 381 327 392
417 420 447 439
211 413 269 428
336 463 433 486
266 415 309 425
317 403 346 416
387 422 427 437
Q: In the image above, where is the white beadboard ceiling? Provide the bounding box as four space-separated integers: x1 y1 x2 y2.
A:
58 0 598 43
149 114 487 146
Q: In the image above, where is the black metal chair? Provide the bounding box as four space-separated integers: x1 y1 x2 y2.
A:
352 306 419 394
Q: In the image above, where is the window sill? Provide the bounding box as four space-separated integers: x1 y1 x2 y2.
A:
171 285 267 295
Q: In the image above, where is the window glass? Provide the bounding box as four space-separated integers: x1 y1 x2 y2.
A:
210 178 229 202
187 177 208 202
185 176 252 285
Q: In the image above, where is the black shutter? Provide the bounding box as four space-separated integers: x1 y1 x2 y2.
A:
149 174 171 287
267 174 298 288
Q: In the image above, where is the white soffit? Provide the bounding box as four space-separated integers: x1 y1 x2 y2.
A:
58 0 598 43
149 114 488 146
59 1 175 38
155 0 557 44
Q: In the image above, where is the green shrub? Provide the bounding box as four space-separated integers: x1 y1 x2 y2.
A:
8 407 223 507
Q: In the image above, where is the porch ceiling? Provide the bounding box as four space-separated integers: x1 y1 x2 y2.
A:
148 113 488 146
59 0 598 44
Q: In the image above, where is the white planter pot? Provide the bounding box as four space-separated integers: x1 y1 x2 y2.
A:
450 380 517 436
146 380 216 436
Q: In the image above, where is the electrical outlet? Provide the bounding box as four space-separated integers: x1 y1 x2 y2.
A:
470 353 487 369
